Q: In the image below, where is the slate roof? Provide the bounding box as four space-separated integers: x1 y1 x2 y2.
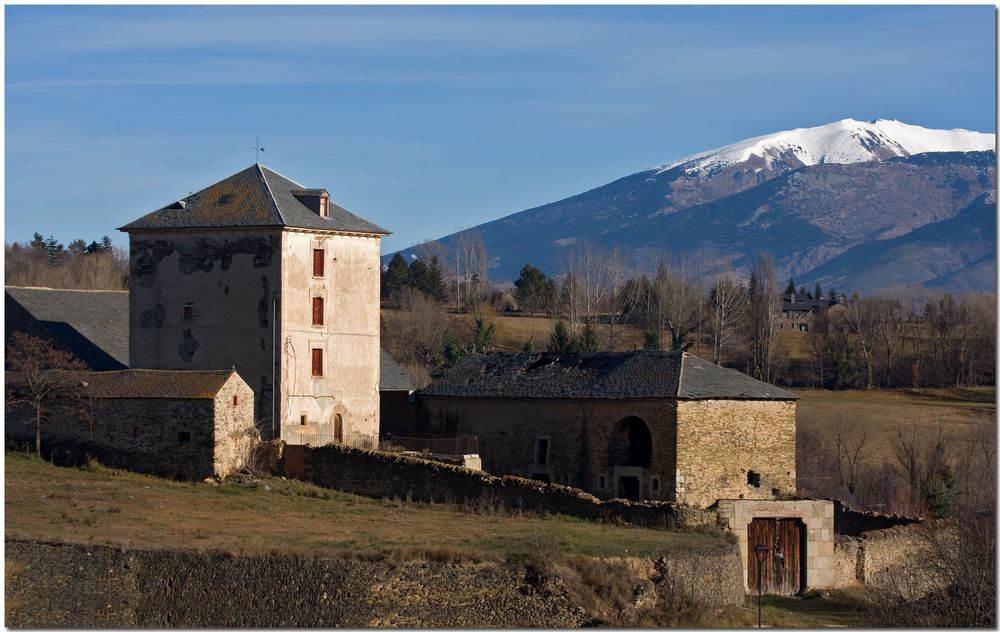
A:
5 369 240 399
5 287 129 371
420 351 798 401
380 349 414 392
782 292 836 314
119 164 389 235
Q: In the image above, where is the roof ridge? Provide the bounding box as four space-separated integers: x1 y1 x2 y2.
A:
6 285 128 294
256 164 288 226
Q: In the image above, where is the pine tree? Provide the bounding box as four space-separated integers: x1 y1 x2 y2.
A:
408 259 430 295
576 323 598 352
425 256 447 302
99 235 113 251
382 253 410 299
785 277 796 295
548 321 574 352
814 281 822 301
43 235 64 267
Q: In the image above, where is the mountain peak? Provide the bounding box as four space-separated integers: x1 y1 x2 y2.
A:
655 118 994 175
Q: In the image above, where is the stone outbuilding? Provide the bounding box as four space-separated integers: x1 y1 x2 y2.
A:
118 164 388 445
417 350 798 508
5 369 255 480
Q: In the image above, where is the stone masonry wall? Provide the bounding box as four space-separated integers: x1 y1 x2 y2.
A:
676 399 796 508
5 538 745 627
212 377 259 477
417 396 678 502
5 388 255 480
128 229 283 434
280 443 714 530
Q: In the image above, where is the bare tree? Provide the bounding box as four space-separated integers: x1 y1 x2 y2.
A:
834 428 868 496
745 253 780 382
604 246 635 352
708 273 746 364
844 293 881 389
5 332 87 455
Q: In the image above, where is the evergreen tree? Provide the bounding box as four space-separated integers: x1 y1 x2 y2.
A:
785 277 797 295
43 235 64 267
827 288 838 302
85 240 102 255
425 256 447 302
99 235 113 251
514 263 553 314
643 330 661 350
548 320 574 352
29 233 46 260
382 253 410 299
408 259 430 295
814 281 822 301
576 323 598 352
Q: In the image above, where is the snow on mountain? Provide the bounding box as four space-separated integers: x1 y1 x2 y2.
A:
655 118 995 175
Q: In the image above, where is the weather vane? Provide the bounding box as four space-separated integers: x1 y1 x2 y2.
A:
252 137 266 163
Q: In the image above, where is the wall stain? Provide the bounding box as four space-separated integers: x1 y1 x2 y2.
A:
141 304 166 328
131 236 278 287
178 329 200 363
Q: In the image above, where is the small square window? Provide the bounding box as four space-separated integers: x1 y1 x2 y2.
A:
747 470 761 487
300 415 307 426
177 431 192 444
232 395 238 407
598 475 606 490
651 477 661 492
182 304 194 320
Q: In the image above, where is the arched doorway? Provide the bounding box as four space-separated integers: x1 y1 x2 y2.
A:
609 416 652 501
609 416 652 467
333 413 343 444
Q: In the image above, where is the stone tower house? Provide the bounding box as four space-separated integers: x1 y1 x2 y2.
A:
119 164 388 444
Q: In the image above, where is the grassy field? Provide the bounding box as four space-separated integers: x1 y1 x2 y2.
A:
4 451 718 562
796 386 995 456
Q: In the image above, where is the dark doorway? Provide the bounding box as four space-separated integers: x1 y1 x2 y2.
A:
618 476 641 501
609 416 652 467
747 518 805 595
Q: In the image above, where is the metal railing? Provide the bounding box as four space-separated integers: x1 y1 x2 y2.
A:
383 434 479 456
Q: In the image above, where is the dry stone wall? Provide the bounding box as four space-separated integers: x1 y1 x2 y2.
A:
280 443 715 530
5 538 745 627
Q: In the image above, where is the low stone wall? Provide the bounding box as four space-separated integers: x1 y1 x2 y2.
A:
833 499 922 536
831 537 861 587
5 538 744 627
279 443 715 530
857 520 956 598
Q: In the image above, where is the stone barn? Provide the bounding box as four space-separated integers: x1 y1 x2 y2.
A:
118 164 388 445
418 350 798 508
5 369 255 480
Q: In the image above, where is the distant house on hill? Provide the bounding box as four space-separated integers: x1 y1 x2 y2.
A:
5 368 255 479
416 350 798 508
780 291 838 332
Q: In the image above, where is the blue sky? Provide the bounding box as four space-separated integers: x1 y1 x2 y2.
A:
5 5 996 254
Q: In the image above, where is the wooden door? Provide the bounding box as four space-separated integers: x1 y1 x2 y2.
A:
747 518 804 595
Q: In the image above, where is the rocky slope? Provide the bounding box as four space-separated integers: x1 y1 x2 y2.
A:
394 119 995 293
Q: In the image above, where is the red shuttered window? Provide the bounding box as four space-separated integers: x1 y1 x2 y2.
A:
313 249 324 277
312 296 324 326
311 348 323 377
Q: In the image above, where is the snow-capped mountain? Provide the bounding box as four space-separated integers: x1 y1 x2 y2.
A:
393 119 996 293
657 118 995 175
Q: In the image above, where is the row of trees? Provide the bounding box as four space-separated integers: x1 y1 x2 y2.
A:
383 236 995 390
6 233 128 290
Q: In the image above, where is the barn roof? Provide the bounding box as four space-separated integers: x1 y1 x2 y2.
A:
380 349 414 392
420 351 798 401
5 287 129 370
5 369 242 400
119 164 388 235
